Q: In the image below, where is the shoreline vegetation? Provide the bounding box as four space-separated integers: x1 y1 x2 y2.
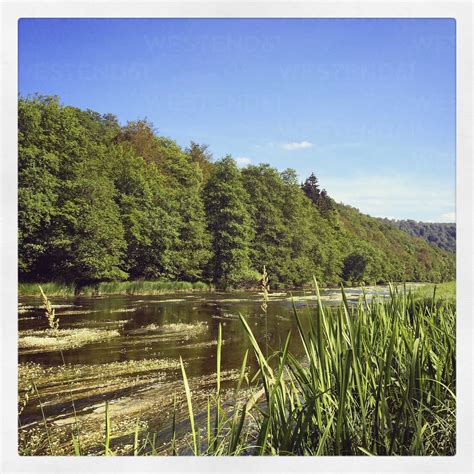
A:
18 280 215 297
18 281 456 456
18 280 452 297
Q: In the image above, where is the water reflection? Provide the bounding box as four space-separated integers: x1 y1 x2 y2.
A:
18 286 394 454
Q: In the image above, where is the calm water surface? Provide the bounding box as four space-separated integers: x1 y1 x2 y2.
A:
19 287 390 369
18 286 392 454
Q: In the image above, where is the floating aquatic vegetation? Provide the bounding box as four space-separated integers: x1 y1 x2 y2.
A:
275 314 291 321
154 298 188 303
159 322 208 335
54 309 101 316
19 358 182 392
186 339 222 349
109 307 137 313
18 328 121 353
65 319 130 329
18 303 80 312
18 361 240 456
125 322 208 337
211 312 239 320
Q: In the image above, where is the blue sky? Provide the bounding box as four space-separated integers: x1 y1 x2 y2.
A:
19 18 455 222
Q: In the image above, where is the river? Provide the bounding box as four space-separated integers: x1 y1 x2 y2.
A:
18 285 396 455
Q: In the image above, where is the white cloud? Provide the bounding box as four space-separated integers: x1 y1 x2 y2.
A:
440 212 455 222
235 156 252 166
321 174 455 222
281 141 314 151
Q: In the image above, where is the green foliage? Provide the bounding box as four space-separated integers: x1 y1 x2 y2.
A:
337 204 455 283
173 283 456 456
18 95 126 282
109 145 177 279
18 96 455 287
414 281 456 302
117 121 211 281
18 280 212 296
203 156 259 288
185 141 213 184
342 253 369 282
381 218 456 253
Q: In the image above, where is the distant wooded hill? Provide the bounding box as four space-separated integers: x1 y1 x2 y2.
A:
379 219 456 253
18 95 455 287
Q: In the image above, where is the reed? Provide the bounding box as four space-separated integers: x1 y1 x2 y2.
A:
173 281 456 456
20 280 456 456
19 280 214 296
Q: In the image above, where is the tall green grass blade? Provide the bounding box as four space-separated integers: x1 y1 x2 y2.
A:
180 356 198 455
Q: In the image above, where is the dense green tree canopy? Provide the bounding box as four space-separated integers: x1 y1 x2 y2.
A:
380 219 456 253
18 96 455 287
203 156 258 288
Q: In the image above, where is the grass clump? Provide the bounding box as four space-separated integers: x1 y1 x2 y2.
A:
19 280 456 456
414 281 455 301
171 280 456 456
19 282 76 297
19 280 214 296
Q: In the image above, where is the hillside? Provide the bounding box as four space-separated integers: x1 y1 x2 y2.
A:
335 205 455 283
378 219 456 253
18 96 455 288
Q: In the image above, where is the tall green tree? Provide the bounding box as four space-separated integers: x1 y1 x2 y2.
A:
117 121 211 280
109 145 177 279
18 96 127 282
242 164 287 286
185 141 213 184
50 151 127 282
203 156 258 288
18 96 60 278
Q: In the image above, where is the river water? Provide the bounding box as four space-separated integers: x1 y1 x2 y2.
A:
18 286 394 455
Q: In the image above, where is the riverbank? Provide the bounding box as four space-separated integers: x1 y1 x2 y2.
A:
413 281 456 300
18 280 215 297
19 279 451 298
18 281 456 455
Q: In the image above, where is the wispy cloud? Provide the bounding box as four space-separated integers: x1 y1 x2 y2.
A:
322 174 455 222
440 212 455 222
281 141 314 151
235 156 252 166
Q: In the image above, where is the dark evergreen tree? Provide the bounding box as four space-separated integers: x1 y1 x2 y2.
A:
316 189 335 215
301 173 320 204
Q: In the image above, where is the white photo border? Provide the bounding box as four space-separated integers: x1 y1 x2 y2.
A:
1 1 472 473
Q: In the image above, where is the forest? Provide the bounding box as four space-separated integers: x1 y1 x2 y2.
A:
379 219 456 253
18 96 456 289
